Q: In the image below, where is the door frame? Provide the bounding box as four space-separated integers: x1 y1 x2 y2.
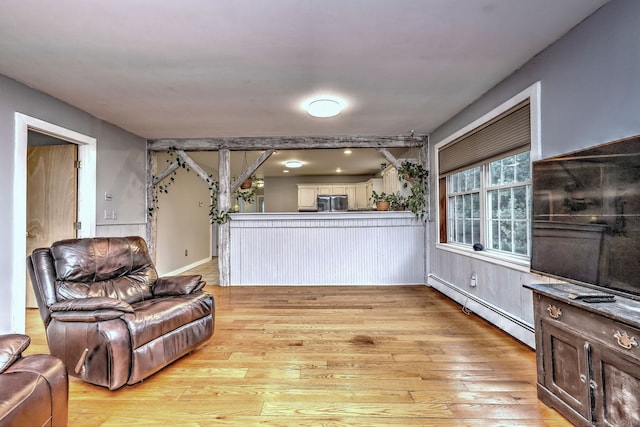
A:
13 113 96 332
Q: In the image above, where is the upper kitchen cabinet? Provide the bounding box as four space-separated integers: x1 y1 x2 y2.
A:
297 185 318 210
346 186 357 210
382 165 400 195
330 185 347 195
382 160 417 197
317 185 332 195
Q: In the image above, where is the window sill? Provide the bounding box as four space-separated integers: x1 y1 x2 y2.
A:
435 242 531 273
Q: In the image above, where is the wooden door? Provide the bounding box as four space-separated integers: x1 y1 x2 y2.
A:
591 343 640 426
541 320 592 422
26 144 78 307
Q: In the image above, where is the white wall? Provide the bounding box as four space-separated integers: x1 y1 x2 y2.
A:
427 0 640 347
0 75 147 333
154 152 212 275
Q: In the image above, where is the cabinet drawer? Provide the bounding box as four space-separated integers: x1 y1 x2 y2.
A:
537 295 640 362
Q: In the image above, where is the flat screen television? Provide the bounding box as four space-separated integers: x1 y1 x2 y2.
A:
531 135 640 299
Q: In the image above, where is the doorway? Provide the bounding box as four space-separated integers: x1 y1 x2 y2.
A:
26 132 78 307
13 113 96 332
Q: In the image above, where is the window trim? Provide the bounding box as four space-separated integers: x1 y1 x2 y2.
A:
434 82 541 268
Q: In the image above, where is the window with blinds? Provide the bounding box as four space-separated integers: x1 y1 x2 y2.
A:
439 102 530 176
437 101 533 259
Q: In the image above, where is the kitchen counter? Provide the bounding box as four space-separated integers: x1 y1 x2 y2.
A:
229 211 425 286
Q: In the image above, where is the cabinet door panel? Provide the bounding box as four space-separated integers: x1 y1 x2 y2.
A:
541 321 592 421
345 186 356 209
298 186 318 209
331 185 347 195
355 184 368 209
592 346 640 426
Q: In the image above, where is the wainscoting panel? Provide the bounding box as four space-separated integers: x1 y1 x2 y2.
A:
230 212 425 286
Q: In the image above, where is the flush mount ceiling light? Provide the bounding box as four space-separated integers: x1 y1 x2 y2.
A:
303 95 345 118
284 160 303 168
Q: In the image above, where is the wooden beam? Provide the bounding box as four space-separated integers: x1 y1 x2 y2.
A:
152 161 180 185
146 151 158 261
231 149 274 193
175 150 215 186
376 148 402 170
147 135 422 151
218 149 231 287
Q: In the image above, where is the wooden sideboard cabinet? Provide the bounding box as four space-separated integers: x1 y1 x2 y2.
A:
526 283 640 426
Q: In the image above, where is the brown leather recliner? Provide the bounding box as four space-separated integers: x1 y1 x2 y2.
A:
27 236 215 390
0 334 68 426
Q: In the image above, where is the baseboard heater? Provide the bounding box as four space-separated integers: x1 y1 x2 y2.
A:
427 274 535 349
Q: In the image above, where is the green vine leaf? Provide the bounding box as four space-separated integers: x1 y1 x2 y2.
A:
397 161 429 221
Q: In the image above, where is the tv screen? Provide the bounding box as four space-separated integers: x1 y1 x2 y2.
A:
531 135 640 298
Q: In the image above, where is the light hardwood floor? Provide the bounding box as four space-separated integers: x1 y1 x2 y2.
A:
25 259 570 426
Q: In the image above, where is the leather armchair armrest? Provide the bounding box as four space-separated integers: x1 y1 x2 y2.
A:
49 297 134 322
50 297 134 313
51 310 127 322
0 334 30 373
153 274 205 297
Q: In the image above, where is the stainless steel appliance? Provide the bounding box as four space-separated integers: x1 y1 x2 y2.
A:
317 194 348 212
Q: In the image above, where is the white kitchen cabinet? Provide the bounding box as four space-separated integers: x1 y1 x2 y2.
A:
298 180 382 211
297 185 318 210
317 186 332 195
331 185 347 195
355 183 368 209
346 186 357 209
383 166 400 195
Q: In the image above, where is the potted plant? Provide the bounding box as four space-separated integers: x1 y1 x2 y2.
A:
388 193 408 211
236 179 257 204
240 177 253 189
371 191 394 211
397 161 429 220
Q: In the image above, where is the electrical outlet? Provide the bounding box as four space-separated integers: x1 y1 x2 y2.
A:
184 249 188 256
470 274 477 287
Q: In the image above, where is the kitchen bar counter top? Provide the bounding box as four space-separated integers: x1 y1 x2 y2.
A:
229 211 425 286
230 210 415 221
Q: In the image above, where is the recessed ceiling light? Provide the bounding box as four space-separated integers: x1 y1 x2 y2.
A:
336 168 342 173
302 95 346 118
284 160 303 168
283 169 290 173
343 149 352 155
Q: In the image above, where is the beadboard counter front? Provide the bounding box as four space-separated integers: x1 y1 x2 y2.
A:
229 212 425 286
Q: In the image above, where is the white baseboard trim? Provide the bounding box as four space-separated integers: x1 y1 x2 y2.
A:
427 274 535 349
163 257 211 277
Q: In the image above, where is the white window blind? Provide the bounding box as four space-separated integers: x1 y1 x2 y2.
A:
439 102 530 176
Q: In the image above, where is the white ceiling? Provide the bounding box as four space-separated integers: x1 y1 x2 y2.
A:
1 0 609 177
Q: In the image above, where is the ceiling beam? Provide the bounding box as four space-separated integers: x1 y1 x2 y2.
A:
376 148 403 170
147 136 422 152
231 149 274 193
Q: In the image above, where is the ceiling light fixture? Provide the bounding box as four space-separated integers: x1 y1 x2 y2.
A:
308 99 341 118
284 160 303 168
343 149 352 155
303 95 346 118
283 169 290 173
336 168 342 173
